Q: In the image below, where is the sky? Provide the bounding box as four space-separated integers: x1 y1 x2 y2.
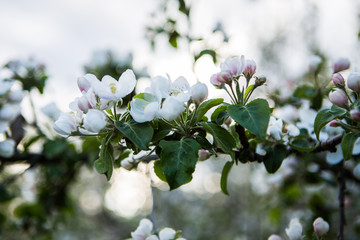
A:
1 0 359 218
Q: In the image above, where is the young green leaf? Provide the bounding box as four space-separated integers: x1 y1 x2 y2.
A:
194 98 223 123
341 132 359 160
115 120 154 150
220 161 234 195
263 144 287 174
314 106 347 140
227 99 270 139
201 122 236 154
94 137 114 180
159 139 201 190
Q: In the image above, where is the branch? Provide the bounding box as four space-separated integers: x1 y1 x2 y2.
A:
313 134 343 153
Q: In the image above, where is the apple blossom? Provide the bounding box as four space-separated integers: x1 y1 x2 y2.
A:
332 73 345 88
0 139 16 158
243 59 256 80
347 72 360 92
0 121 8 133
0 79 14 96
190 82 208 104
159 96 185 121
350 109 360 121
77 75 92 93
220 56 245 77
93 69 136 101
285 218 302 240
328 89 347 107
131 218 153 240
83 109 107 133
198 149 211 161
8 89 25 103
332 58 350 73
267 117 283 140
286 124 300 137
41 102 61 120
210 71 232 87
0 104 21 121
53 112 79 136
267 234 282 240
313 217 329 236
130 94 160 123
158 228 176 240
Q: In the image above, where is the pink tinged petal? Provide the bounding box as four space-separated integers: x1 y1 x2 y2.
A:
347 72 360 92
329 89 347 107
117 69 137 97
77 76 92 93
191 82 208 104
332 58 350 73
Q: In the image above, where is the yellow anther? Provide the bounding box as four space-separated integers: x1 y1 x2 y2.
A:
109 83 117 94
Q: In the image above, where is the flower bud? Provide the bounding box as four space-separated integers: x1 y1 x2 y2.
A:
350 109 360 121
347 72 360 92
198 149 211 161
0 139 16 158
243 59 256 79
0 104 20 121
190 82 208 104
332 73 345 88
332 58 350 73
77 95 93 113
328 89 347 107
285 218 302 240
159 228 176 240
220 56 245 77
313 217 329 236
254 75 266 87
77 76 92 93
329 120 339 127
83 109 107 133
53 112 78 135
268 234 282 240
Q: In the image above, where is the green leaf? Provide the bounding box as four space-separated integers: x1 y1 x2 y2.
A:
220 161 234 195
169 30 179 48
194 135 214 153
115 120 154 150
211 104 229 124
154 160 167 182
341 132 359 160
94 136 114 180
194 98 223 123
314 106 347 140
293 85 317 99
289 138 316 152
263 144 287 174
159 139 201 190
227 99 270 139
201 122 236 154
194 49 217 63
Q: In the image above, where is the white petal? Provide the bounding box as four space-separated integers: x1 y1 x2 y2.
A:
159 228 176 240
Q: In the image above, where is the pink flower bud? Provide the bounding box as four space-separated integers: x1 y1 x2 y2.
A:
268 234 282 240
332 73 345 88
328 89 347 107
313 217 329 236
210 71 232 88
77 76 92 93
347 72 360 92
329 120 339 127
220 56 245 77
53 112 78 136
350 109 360 121
332 58 350 73
243 59 256 79
190 83 208 104
198 149 211 161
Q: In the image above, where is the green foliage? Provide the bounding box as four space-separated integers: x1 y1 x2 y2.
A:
201 122 236 154
289 137 316 152
263 144 287 174
194 98 223 123
158 138 201 190
211 104 229 125
94 136 114 180
220 161 234 195
115 120 154 150
194 49 217 64
227 99 270 139
314 105 348 139
341 132 360 160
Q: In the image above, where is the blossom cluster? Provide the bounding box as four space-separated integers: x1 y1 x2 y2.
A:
53 70 136 135
0 78 25 157
129 218 186 240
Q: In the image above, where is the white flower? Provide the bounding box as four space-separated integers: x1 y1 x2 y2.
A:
145 235 159 240
93 69 136 100
220 56 245 77
41 102 61 120
77 75 92 93
0 121 9 134
168 76 191 102
53 112 79 135
121 157 134 170
159 96 185 121
130 93 160 123
0 104 21 121
190 82 208 104
159 228 176 240
0 139 16 158
8 89 25 103
286 124 300 137
313 217 329 236
267 117 283 140
83 109 107 133
285 218 302 240
267 234 282 240
256 143 266 156
148 75 190 103
0 79 14 96
131 219 153 240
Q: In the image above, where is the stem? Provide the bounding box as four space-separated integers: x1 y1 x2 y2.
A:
344 89 354 104
229 84 239 104
338 161 346 240
224 87 237 104
113 102 118 121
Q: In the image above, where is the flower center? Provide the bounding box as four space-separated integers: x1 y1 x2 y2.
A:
109 83 117 94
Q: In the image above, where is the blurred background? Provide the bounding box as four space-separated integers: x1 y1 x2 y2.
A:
1 0 360 239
